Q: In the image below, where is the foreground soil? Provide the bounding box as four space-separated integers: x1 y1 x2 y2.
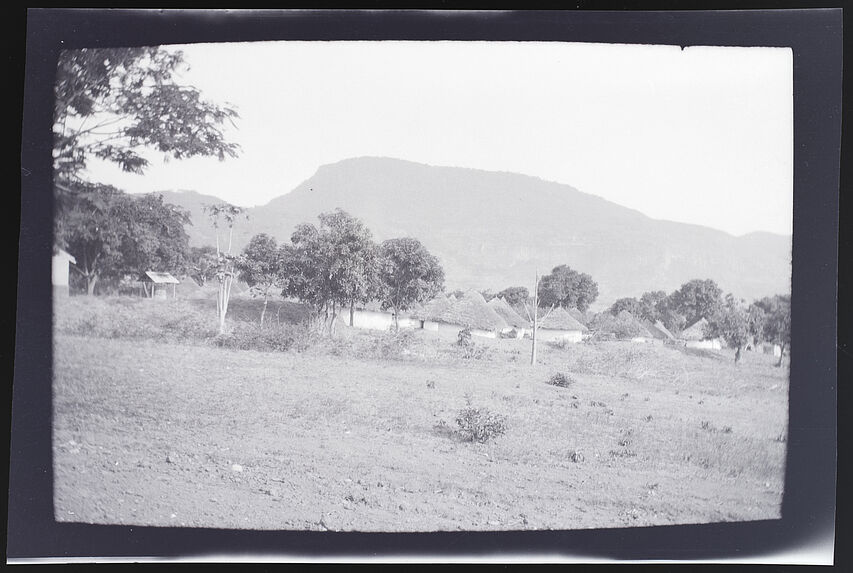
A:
53 331 788 531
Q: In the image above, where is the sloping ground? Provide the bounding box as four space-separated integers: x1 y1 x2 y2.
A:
53 325 788 531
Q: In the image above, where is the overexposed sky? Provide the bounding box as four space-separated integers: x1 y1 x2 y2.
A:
84 41 793 236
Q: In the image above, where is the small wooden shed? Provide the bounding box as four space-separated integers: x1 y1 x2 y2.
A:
140 271 180 300
52 248 76 297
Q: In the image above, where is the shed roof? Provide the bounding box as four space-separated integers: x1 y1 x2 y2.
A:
540 306 589 332
142 271 180 284
439 290 508 331
488 297 530 328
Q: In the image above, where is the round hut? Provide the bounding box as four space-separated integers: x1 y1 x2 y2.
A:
438 290 508 338
488 297 530 338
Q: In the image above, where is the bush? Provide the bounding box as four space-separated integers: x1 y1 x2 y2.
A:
213 322 308 352
378 329 418 358
547 338 574 350
547 372 575 388
456 327 487 360
455 405 508 443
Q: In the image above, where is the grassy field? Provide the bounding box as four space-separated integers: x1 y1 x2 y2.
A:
52 296 789 531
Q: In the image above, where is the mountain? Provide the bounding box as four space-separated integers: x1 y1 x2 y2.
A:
154 157 791 310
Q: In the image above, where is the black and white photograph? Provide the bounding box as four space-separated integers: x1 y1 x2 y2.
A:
12 8 840 564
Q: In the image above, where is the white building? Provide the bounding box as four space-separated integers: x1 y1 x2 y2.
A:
52 248 76 297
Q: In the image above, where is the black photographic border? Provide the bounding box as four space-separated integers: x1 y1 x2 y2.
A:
11 8 841 563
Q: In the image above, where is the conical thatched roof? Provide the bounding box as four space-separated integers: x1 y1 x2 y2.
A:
566 307 588 325
413 295 455 321
652 320 675 340
616 310 654 337
647 319 676 340
488 297 530 328
540 306 589 332
681 317 711 341
440 290 507 331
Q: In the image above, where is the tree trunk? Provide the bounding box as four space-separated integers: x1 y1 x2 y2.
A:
776 343 785 367
86 273 98 296
350 299 355 327
260 297 268 327
329 301 337 338
393 306 399 332
734 345 742 363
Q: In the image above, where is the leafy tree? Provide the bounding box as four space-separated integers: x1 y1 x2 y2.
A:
58 184 190 295
448 289 466 299
53 47 239 191
746 303 768 349
670 279 724 326
188 245 219 287
656 293 687 334
204 203 248 334
755 294 791 366
496 286 529 307
537 264 599 312
705 295 750 363
58 183 134 295
235 234 286 326
52 46 241 284
283 210 378 336
609 297 642 317
376 237 445 331
639 290 668 322
588 312 641 340
120 193 191 277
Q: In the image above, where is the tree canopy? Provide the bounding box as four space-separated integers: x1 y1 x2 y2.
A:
54 47 239 189
670 279 724 326
376 237 445 329
705 294 750 362
496 286 529 307
283 210 378 334
57 187 190 295
537 265 599 312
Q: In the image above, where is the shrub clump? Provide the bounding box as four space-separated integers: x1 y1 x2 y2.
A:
214 323 307 352
456 327 487 360
547 372 575 388
455 405 508 443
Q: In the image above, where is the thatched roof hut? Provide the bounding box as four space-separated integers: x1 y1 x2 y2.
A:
540 307 589 332
681 317 711 341
414 295 455 321
440 290 507 331
566 307 588 326
643 319 676 341
488 297 530 328
614 310 654 338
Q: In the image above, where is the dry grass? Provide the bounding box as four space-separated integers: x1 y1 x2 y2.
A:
51 296 789 531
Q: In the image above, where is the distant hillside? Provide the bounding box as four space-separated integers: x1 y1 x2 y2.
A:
152 157 791 309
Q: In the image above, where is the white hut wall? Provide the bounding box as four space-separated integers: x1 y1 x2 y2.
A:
539 329 583 343
351 309 395 331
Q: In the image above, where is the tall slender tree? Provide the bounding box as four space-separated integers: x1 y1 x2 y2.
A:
204 203 247 334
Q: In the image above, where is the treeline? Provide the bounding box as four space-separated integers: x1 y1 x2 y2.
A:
453 276 790 364
605 280 790 363
228 209 445 335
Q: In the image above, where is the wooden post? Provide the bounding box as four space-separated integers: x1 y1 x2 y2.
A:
531 271 539 366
